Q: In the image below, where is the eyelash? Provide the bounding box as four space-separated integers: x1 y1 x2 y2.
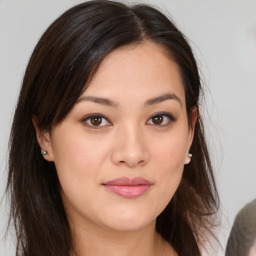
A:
147 112 176 126
81 114 112 129
81 112 176 129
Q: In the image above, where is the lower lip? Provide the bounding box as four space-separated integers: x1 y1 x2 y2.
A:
104 185 151 198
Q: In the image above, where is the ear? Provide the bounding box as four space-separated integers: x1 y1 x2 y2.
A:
32 117 54 162
188 106 198 147
185 107 198 165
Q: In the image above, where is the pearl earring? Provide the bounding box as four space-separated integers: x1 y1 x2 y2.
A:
41 149 48 156
185 152 192 165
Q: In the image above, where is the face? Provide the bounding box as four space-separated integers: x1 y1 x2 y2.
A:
38 41 195 232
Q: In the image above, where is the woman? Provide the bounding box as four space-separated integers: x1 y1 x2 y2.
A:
7 1 219 255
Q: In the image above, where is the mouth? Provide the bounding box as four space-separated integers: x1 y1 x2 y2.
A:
103 177 153 199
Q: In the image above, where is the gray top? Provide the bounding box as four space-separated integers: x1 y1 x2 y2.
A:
226 199 256 256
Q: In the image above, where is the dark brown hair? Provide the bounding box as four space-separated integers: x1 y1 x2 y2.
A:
7 1 219 255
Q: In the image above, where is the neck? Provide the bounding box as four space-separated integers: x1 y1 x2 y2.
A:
70 219 176 256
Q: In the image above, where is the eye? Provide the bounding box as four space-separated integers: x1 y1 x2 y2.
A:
146 112 176 126
82 114 111 128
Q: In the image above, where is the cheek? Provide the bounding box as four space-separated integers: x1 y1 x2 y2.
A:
151 132 188 171
149 132 188 205
50 130 104 200
52 127 111 176
51 128 116 210
51 131 111 218
155 140 185 188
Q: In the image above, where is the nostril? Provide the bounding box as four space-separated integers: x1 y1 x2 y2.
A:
111 143 150 167
117 159 145 167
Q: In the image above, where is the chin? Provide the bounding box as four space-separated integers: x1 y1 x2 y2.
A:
99 208 156 232
105 220 154 232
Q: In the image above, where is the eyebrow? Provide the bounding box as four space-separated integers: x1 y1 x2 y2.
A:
77 93 182 108
144 93 182 107
77 96 118 108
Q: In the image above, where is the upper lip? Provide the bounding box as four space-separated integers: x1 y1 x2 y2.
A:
103 177 152 186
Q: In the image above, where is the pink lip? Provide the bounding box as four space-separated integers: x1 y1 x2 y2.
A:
103 177 152 198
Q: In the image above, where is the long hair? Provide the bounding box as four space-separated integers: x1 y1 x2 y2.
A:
7 1 219 255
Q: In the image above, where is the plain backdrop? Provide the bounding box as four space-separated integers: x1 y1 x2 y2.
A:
1 0 256 255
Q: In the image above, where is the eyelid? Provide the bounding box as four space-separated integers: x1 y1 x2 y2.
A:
146 111 176 126
81 113 112 129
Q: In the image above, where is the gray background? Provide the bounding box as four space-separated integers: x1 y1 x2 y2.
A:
1 0 256 255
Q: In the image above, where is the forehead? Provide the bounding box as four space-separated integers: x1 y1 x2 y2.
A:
82 41 185 105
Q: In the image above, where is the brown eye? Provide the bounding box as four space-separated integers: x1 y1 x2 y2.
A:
152 115 163 125
147 112 176 126
82 114 111 128
90 116 102 126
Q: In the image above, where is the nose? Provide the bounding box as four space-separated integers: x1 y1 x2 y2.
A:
110 125 150 168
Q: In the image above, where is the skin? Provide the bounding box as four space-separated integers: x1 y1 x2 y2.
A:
35 41 196 256
249 239 256 256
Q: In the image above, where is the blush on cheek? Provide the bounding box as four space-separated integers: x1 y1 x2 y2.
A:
157 143 187 164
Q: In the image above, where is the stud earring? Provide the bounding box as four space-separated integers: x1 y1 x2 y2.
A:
185 152 192 165
41 149 48 156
